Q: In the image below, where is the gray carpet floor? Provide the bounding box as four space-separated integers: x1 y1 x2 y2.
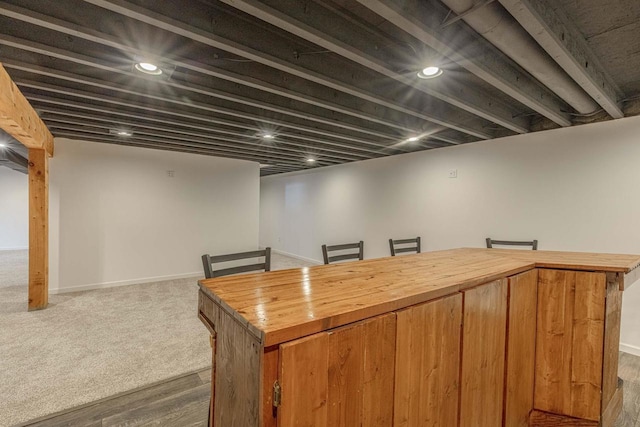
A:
0 250 316 427
0 250 29 289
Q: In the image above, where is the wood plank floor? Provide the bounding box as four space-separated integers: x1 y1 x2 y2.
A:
20 352 640 426
21 369 211 427
617 352 640 427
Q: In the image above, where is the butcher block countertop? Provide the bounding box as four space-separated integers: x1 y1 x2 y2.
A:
198 248 640 347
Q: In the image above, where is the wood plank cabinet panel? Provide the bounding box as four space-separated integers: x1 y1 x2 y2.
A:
328 313 396 427
529 410 599 426
358 314 396 427
197 250 638 427
602 274 623 410
327 323 363 427
262 347 279 427
278 333 329 427
459 279 508 427
504 269 538 427
213 305 262 427
278 314 396 427
394 294 462 427
534 270 606 421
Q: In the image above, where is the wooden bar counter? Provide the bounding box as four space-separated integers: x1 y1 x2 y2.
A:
197 248 640 427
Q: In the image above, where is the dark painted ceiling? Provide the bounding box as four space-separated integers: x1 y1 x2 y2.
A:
0 0 638 176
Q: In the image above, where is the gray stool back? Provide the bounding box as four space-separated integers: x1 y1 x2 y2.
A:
485 238 538 250
321 241 364 265
201 248 271 278
389 237 421 256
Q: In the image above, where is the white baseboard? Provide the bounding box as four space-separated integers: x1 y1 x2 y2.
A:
620 343 640 357
270 248 322 265
0 246 28 251
50 271 203 294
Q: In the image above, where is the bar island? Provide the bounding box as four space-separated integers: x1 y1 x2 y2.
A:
198 248 640 427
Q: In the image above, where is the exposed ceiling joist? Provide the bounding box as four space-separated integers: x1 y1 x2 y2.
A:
0 2 492 141
11 71 409 154
352 0 572 127
0 64 53 156
0 32 472 148
52 129 333 170
74 0 497 139
220 0 531 134
24 93 409 158
1 52 411 145
0 32 444 138
51 125 333 166
498 0 623 119
38 110 372 160
40 114 369 163
0 0 635 176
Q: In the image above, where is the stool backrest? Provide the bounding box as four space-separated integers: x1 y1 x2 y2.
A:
322 241 364 265
389 237 421 256
485 238 538 250
201 248 271 279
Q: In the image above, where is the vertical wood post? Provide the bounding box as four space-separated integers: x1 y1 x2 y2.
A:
28 148 48 311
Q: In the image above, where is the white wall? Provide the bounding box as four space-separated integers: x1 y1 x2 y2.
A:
49 138 259 292
0 167 28 250
260 115 640 354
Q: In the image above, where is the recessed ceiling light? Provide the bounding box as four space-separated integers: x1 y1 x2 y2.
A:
0 143 6 148
134 62 163 75
116 130 133 137
417 66 443 79
306 158 316 163
263 134 275 139
407 136 420 142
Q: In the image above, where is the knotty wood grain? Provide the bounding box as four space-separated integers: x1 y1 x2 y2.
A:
394 293 462 427
459 279 508 427
0 63 54 155
279 333 329 426
327 321 363 427
199 248 639 346
200 250 531 346
211 302 261 427
359 314 395 427
28 148 48 311
209 334 215 426
327 314 395 427
484 248 640 273
534 270 606 421
261 346 279 427
504 269 538 427
603 274 623 411
529 410 599 426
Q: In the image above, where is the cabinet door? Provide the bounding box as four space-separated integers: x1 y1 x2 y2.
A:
277 314 396 427
459 279 508 427
394 293 463 427
534 270 606 421
504 269 538 427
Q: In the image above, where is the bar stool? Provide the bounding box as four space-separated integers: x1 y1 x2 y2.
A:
389 237 421 256
321 241 364 265
201 248 271 278
485 238 538 250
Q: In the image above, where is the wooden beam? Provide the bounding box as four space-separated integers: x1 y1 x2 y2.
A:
0 63 53 156
0 63 53 310
28 148 48 310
